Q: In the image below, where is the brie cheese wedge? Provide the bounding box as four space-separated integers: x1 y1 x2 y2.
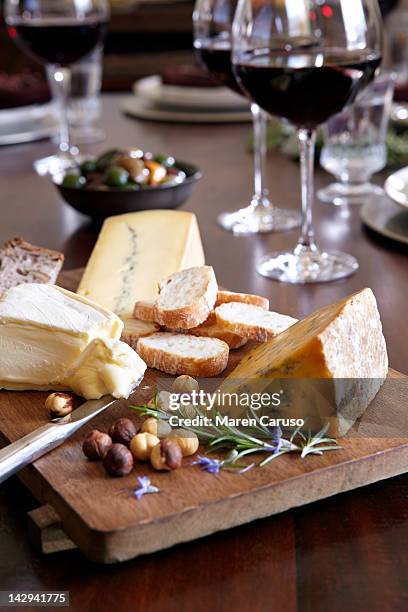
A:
0 284 147 399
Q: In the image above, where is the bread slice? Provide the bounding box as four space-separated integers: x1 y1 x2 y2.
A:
133 300 156 322
189 322 247 350
121 317 160 350
155 266 218 329
137 332 229 377
0 236 64 295
162 310 245 349
216 290 269 311
215 303 298 342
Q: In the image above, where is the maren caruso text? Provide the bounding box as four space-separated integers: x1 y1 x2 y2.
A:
168 415 305 428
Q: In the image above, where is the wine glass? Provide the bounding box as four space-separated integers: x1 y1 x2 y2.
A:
5 0 109 175
232 0 382 282
193 0 300 234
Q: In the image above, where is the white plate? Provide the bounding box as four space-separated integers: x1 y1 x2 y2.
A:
384 166 408 209
0 109 58 146
0 102 53 126
360 197 408 245
121 96 251 124
133 76 249 111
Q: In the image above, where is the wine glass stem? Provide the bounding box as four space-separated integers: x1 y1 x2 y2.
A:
251 103 269 206
297 128 317 252
49 65 72 155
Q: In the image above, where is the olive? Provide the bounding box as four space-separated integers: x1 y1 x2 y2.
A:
62 174 87 189
95 149 122 172
103 166 130 188
154 154 175 168
80 160 97 174
122 183 140 191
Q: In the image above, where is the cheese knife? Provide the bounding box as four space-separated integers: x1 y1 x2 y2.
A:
0 396 116 484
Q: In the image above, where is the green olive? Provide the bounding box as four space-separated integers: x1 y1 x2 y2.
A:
62 174 87 189
154 154 175 168
103 166 130 188
122 183 140 191
95 149 122 172
80 160 97 174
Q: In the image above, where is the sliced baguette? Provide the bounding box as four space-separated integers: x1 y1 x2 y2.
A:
164 322 247 349
133 300 156 322
155 266 218 330
136 332 229 377
215 302 298 342
189 321 247 349
216 290 269 311
121 317 160 350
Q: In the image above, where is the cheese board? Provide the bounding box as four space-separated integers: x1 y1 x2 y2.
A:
0 267 407 564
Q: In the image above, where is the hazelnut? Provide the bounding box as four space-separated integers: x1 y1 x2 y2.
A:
141 417 172 438
82 430 112 461
108 418 137 447
103 443 134 477
45 392 74 418
172 375 200 394
168 429 199 457
130 432 160 461
150 439 182 471
147 390 172 411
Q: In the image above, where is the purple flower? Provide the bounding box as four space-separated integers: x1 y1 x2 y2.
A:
132 476 160 500
268 425 282 444
239 463 255 474
264 426 283 455
192 455 223 474
273 437 283 454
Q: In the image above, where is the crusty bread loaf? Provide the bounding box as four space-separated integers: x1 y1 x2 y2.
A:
155 266 218 329
121 317 160 350
137 332 229 376
216 290 269 310
0 236 64 295
215 302 298 342
133 300 156 322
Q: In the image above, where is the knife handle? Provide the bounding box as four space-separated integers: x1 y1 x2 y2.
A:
0 422 71 484
0 395 115 485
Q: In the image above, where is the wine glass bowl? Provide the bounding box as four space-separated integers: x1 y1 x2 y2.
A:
193 0 300 234
5 0 109 174
232 0 383 282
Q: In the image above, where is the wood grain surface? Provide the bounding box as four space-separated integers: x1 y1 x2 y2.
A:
0 95 407 608
0 268 406 563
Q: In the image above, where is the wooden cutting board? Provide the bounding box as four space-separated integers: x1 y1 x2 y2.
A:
0 269 407 564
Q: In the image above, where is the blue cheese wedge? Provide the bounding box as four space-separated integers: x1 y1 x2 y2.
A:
77 210 205 316
0 284 147 399
218 288 389 436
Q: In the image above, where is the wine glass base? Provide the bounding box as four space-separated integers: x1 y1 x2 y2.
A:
218 204 301 234
33 153 79 177
317 182 384 206
257 248 359 283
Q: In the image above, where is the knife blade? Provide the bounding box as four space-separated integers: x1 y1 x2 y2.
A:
0 395 116 484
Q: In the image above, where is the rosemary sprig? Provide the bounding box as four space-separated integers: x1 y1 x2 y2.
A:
130 396 341 471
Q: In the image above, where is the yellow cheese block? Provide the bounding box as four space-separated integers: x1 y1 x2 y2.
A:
78 210 205 317
218 288 388 436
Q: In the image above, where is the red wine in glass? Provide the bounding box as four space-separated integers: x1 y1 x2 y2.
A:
5 0 109 175
235 48 382 129
196 39 243 95
7 18 107 67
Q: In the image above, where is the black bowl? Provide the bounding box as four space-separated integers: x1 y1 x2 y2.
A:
54 160 202 220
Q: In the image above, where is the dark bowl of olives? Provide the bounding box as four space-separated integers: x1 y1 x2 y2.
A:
53 148 202 220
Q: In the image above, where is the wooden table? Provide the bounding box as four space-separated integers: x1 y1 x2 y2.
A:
0 95 407 611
